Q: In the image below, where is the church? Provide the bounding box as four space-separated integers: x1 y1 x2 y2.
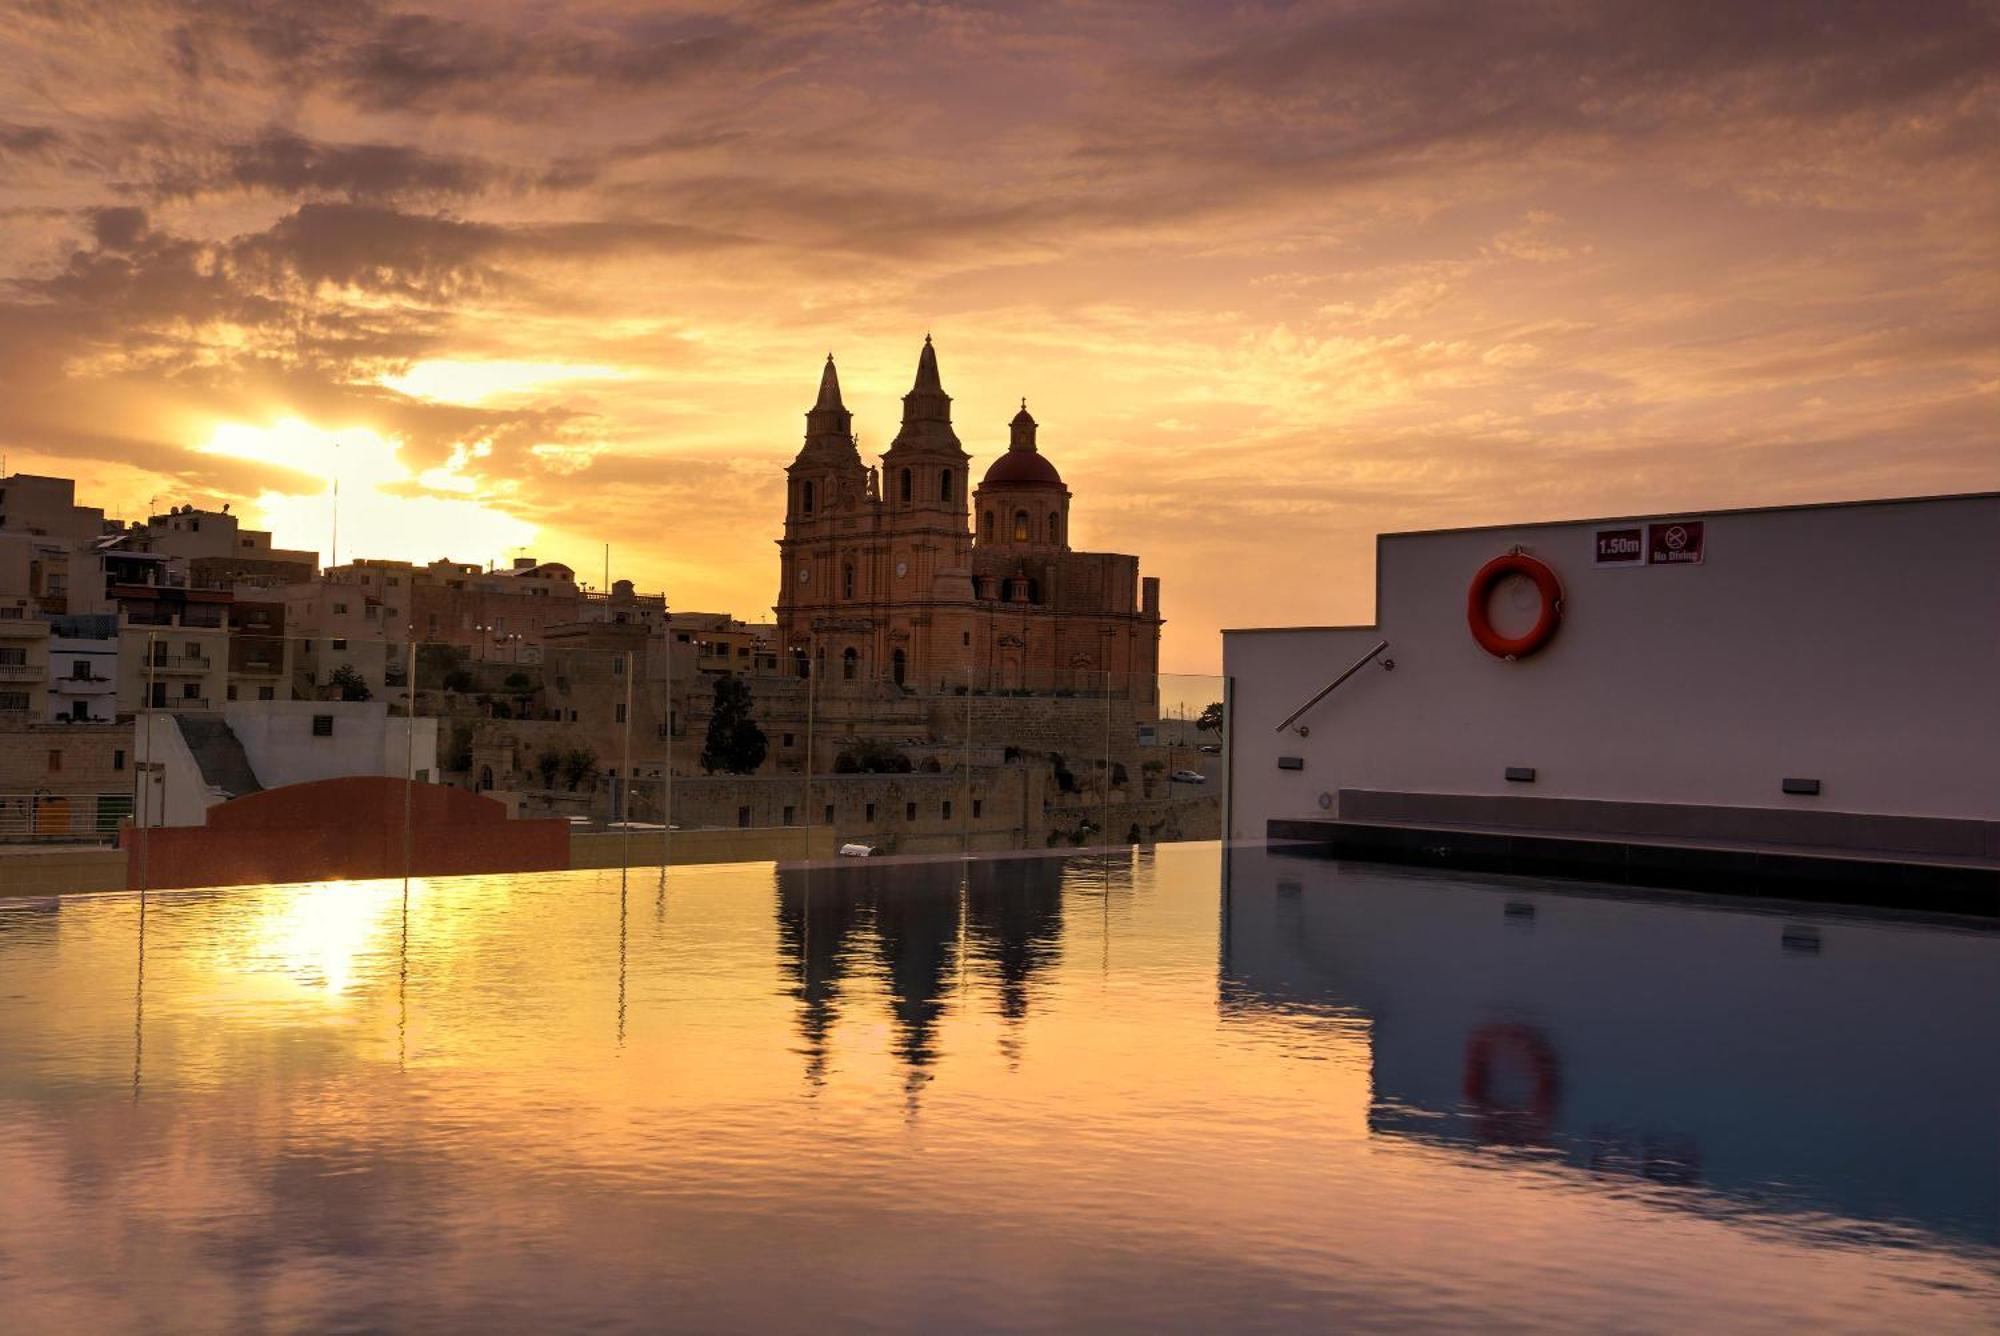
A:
775 338 1162 700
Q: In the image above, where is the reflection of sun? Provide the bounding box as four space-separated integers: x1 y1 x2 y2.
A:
198 417 536 567
256 879 404 998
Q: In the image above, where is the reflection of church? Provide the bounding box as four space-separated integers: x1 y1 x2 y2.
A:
775 339 1163 693
776 857 1067 1088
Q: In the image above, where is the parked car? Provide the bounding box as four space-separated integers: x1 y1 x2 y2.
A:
1170 769 1206 784
1196 743 1221 754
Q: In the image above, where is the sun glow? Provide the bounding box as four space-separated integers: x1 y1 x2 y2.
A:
198 417 537 567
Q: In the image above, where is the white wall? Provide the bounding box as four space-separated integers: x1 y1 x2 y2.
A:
222 700 438 790
134 715 219 828
1224 494 2000 834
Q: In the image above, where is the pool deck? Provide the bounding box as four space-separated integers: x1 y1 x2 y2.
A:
1268 817 2000 917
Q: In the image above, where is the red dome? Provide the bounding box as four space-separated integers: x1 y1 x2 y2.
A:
981 450 1065 487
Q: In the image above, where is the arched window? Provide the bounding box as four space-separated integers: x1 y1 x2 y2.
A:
842 563 855 600
940 469 953 502
899 468 912 504
842 647 858 681
794 648 810 679
1013 510 1030 543
1049 513 1061 545
892 648 907 686
981 510 994 541
801 480 814 515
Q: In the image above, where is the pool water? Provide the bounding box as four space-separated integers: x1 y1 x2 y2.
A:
1 843 1995 1332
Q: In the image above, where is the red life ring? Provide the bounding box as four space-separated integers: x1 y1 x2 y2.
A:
1462 1022 1561 1144
1467 552 1563 659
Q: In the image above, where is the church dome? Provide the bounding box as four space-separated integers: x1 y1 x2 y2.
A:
982 450 1064 487
981 403 1065 488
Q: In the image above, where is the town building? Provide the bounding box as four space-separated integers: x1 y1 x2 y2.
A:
46 614 119 723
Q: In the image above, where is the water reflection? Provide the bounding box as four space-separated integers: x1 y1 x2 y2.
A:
775 855 1068 1088
1 846 1996 1331
1221 844 2000 1247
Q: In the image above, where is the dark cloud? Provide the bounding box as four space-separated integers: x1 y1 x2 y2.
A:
88 206 148 251
0 122 61 155
1168 0 2000 161
150 130 500 201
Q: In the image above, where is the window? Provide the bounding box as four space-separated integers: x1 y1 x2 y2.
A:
737 806 751 828
387 577 400 587
1013 510 1030 542
905 801 917 821
865 803 876 821
227 684 238 701
0 692 29 711
942 800 952 820
0 647 23 666
331 637 347 650
613 657 625 677
47 749 60 772
0 607 18 619
782 733 795 747
842 647 857 680
801 480 815 515
981 510 994 541
842 563 855 600
892 648 906 686
782 805 795 826
962 631 971 647
333 602 348 614
1049 513 1061 544
258 686 275 701
70 659 89 679
615 703 627 723
939 469 953 502
899 468 912 504
973 799 983 819
823 804 834 823
181 682 199 699
115 749 126 771
312 714 333 736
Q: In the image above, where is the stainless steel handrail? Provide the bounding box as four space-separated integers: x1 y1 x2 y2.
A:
1273 640 1389 734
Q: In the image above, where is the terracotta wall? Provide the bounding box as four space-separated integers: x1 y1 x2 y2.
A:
122 775 569 890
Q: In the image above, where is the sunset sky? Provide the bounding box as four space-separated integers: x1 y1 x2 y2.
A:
1 1 1994 671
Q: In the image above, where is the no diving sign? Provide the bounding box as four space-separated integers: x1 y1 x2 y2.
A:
1595 520 1705 567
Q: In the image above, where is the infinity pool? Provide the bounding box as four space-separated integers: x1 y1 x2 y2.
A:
1 843 1995 1331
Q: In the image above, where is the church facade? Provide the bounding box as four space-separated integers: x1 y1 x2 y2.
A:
774 339 1162 704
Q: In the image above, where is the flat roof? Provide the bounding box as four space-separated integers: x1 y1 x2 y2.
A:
1378 488 2000 542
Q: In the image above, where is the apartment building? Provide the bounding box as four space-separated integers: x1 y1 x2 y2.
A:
46 614 118 723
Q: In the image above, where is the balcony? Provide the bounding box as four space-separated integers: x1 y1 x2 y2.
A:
55 674 117 695
154 697 211 711
148 653 212 672
0 663 43 680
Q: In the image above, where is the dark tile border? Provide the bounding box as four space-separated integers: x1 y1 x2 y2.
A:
1267 818 1999 918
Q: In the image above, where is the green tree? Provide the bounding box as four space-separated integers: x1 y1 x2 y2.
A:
1196 701 1225 736
700 673 769 775
328 663 372 701
561 747 599 791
